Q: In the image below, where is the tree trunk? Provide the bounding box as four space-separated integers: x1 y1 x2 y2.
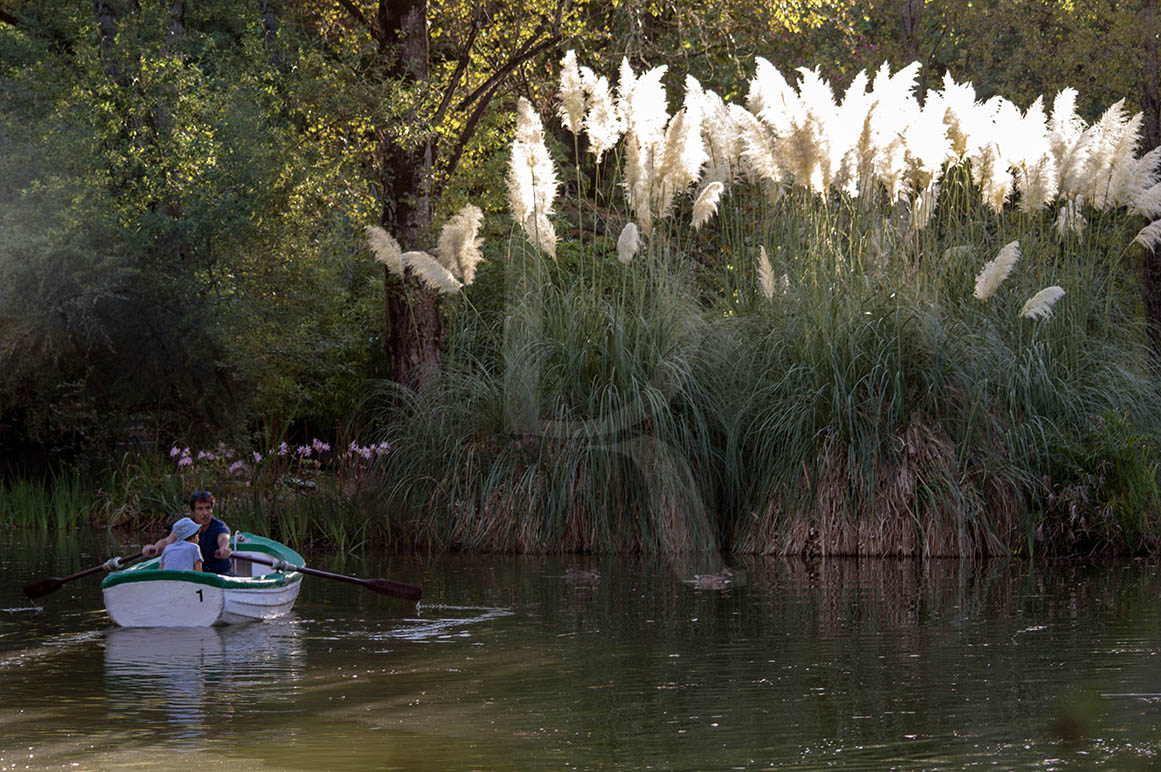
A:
898 0 922 63
377 0 442 387
1143 0 1161 152
1142 0 1161 366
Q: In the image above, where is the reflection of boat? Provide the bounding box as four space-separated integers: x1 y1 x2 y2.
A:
99 534 304 627
104 620 307 739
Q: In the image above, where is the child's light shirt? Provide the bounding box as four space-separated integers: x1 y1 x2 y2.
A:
160 539 201 571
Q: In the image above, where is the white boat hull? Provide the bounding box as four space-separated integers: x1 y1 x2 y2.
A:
100 535 304 628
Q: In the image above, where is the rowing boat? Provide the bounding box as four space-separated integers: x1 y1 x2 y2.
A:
100 533 304 627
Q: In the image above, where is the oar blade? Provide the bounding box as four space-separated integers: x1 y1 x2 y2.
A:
366 578 423 602
23 577 63 601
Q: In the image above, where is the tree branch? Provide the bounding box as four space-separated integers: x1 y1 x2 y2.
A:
453 18 550 113
442 36 559 179
333 0 375 35
430 17 481 128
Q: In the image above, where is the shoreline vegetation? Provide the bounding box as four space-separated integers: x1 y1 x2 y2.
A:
365 56 1161 558
7 53 1161 557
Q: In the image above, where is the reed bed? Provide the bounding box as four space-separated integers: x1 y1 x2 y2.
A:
0 469 92 530
366 53 1161 556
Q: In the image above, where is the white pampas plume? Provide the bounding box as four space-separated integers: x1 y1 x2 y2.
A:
1128 148 1161 217
700 88 740 184
1011 97 1057 212
730 103 782 184
557 50 585 135
784 66 837 196
402 251 462 294
1133 219 1161 251
865 61 923 202
621 61 669 148
581 68 624 162
1134 180 1161 220
656 79 708 218
1019 286 1065 320
1079 99 1137 209
366 225 404 277
506 139 536 225
969 96 1019 212
942 245 973 260
757 245 775 299
747 57 798 137
508 98 559 254
1105 112 1149 208
523 212 557 257
691 181 724 230
973 240 1020 301
1055 197 1086 240
902 92 951 193
833 69 870 195
617 222 640 263
436 204 485 285
1049 87 1092 198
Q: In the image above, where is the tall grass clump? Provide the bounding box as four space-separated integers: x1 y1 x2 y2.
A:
0 469 92 529
368 53 1161 555
373 251 723 552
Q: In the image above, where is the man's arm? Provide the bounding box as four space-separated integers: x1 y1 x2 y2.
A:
215 530 232 559
142 531 177 557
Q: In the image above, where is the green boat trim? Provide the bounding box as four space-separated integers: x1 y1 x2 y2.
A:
101 533 306 591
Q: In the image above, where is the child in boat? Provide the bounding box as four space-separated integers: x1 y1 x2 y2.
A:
159 517 203 572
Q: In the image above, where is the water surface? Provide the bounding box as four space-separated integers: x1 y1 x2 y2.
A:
3 534 1161 770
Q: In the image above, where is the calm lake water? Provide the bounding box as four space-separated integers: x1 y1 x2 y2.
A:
3 532 1161 771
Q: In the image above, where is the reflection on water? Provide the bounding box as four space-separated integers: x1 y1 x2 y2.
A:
3 534 1161 771
378 605 514 644
104 620 308 745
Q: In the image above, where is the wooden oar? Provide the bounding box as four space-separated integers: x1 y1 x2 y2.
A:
23 550 147 601
242 553 422 602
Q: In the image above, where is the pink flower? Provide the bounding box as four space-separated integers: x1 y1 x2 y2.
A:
229 460 246 475
277 442 288 456
178 456 193 467
253 451 262 463
312 438 330 453
297 445 312 457
169 446 180 458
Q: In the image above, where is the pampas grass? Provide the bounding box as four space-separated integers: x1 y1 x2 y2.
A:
691 181 724 230
757 245 775 299
367 225 404 276
581 67 623 163
508 97 559 256
974 241 1020 301
1133 219 1161 251
556 50 585 135
1020 286 1066 320
365 52 1161 558
437 204 485 285
402 251 462 294
617 222 640 263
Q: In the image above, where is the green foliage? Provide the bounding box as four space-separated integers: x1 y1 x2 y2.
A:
0 1 382 448
95 437 393 550
1035 410 1161 554
1 470 91 530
